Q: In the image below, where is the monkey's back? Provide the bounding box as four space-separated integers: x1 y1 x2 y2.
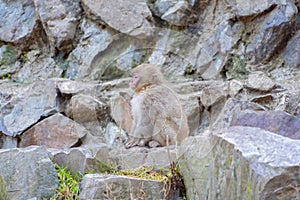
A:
135 84 189 145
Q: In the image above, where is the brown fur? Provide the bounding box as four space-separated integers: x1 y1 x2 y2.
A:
125 64 189 148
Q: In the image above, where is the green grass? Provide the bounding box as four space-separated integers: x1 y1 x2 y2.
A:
51 165 82 200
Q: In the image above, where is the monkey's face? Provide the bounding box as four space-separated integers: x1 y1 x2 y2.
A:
130 73 141 89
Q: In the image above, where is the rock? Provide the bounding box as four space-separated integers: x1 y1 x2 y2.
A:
196 21 242 79
246 2 297 64
109 145 181 169
111 96 133 134
199 81 227 108
79 174 177 200
226 0 276 17
19 113 88 148
34 0 82 54
212 98 265 130
283 31 300 68
152 0 178 17
0 134 17 149
0 0 37 43
179 93 201 134
0 146 58 200
246 71 275 91
230 110 300 140
105 123 128 148
16 54 63 82
82 0 154 38
67 94 109 136
179 126 300 199
66 19 123 80
50 144 110 175
0 79 60 137
160 1 197 26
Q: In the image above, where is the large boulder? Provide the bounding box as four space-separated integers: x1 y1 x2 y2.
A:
34 0 82 54
0 146 58 200
0 79 60 137
179 126 300 199
82 0 154 38
19 113 88 148
230 110 300 140
0 0 37 43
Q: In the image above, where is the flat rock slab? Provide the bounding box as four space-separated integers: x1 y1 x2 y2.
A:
79 174 177 199
0 146 58 200
230 110 300 139
179 127 300 199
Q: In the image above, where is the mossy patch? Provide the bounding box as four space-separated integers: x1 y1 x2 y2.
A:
0 46 18 66
223 55 249 80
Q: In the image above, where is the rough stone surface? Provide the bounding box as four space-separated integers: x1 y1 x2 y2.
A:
0 79 60 137
0 0 37 43
283 31 300 68
105 122 128 148
179 126 300 200
82 0 154 38
50 144 110 175
79 174 175 200
19 113 88 148
246 1 297 64
0 146 58 200
230 110 300 140
161 1 196 26
34 0 82 54
109 146 181 169
226 0 276 17
246 71 275 91
0 134 17 149
67 94 109 136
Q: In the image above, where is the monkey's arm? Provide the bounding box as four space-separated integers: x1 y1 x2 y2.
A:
125 94 153 148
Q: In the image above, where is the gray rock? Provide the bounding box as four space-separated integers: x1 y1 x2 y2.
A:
109 145 181 169
283 30 300 68
0 146 58 200
161 1 196 26
225 0 276 17
179 126 300 199
0 134 17 149
196 21 243 79
50 144 110 175
212 98 265 130
153 0 179 17
66 19 117 80
19 113 87 148
1 79 60 137
16 53 63 82
230 110 300 139
246 2 297 64
105 122 128 148
34 0 82 54
246 71 275 91
79 174 176 200
0 0 37 43
82 0 154 38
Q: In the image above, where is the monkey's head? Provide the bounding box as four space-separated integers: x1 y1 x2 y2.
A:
130 64 165 92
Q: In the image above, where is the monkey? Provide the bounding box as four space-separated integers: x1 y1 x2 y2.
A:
125 64 189 148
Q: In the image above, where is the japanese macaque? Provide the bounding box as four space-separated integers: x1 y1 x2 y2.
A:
125 64 189 148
